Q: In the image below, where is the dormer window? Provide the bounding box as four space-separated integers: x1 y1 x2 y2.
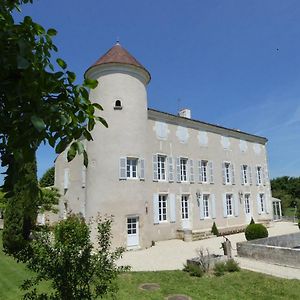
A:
114 100 122 110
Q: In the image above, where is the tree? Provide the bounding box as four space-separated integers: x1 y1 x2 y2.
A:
0 0 107 253
22 215 128 299
39 166 55 187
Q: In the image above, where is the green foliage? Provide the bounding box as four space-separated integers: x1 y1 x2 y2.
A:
39 167 55 187
245 223 268 241
213 262 226 277
38 187 60 213
211 222 219 236
21 215 128 299
271 176 300 215
225 259 240 272
183 263 204 277
250 217 255 225
3 160 39 257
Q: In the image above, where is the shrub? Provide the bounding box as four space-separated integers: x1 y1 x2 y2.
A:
183 263 204 277
225 259 240 272
250 217 255 225
211 222 219 236
245 223 268 241
213 262 226 277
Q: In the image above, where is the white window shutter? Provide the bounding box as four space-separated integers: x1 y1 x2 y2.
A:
211 194 216 219
231 163 235 185
240 165 244 185
209 161 214 184
176 157 181 182
152 154 158 181
262 166 266 186
256 166 259 186
153 193 159 224
168 157 174 182
248 166 252 185
199 195 204 220
169 193 176 223
198 160 203 183
139 158 145 180
82 166 86 188
119 157 127 180
265 194 270 214
264 165 269 185
189 160 194 183
64 168 69 189
223 194 227 218
222 162 226 184
257 194 262 215
234 194 239 217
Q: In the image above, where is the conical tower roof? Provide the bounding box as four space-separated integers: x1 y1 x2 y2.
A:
86 42 150 82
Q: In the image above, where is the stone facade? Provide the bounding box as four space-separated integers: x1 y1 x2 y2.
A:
54 43 273 249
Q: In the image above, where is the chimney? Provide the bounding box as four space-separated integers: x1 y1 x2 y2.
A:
179 108 191 119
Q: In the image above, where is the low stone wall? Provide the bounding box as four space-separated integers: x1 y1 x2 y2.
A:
237 232 300 268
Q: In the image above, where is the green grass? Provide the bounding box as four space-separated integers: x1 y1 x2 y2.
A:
1 230 300 300
283 207 297 217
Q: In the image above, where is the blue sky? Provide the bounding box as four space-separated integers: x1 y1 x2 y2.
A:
4 0 300 181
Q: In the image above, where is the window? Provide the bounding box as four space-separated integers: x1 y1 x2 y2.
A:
222 162 235 185
157 155 166 180
259 193 265 213
244 194 250 214
127 217 137 234
181 195 189 219
127 158 138 178
225 162 231 184
158 194 168 222
203 194 210 218
256 166 262 185
242 165 248 184
114 100 122 109
180 158 188 182
226 194 233 216
201 160 208 183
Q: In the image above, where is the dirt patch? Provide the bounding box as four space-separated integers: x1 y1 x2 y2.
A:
138 283 160 291
165 294 192 300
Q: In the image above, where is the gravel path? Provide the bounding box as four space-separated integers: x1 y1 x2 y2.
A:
118 222 300 279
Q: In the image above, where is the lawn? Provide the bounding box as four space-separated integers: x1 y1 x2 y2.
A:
1 230 300 300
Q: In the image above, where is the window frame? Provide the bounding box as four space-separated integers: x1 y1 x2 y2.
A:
181 194 189 220
158 194 168 222
259 193 265 213
201 160 208 183
126 158 138 179
157 154 167 181
203 193 210 218
256 166 262 185
242 164 248 185
180 157 188 182
226 194 233 217
244 193 251 214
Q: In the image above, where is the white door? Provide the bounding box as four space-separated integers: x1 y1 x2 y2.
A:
181 195 191 229
127 217 139 247
244 194 251 223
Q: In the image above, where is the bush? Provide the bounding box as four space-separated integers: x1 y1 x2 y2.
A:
225 259 240 272
211 222 219 236
183 263 204 277
245 223 268 241
213 262 226 277
250 217 255 225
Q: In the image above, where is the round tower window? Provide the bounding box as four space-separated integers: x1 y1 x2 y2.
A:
114 100 122 109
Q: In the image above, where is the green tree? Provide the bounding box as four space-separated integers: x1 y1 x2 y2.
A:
0 0 107 253
22 215 128 299
39 166 55 187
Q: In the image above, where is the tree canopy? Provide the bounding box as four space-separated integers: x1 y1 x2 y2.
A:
39 166 55 187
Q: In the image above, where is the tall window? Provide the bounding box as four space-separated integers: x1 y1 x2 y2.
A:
158 195 167 222
225 162 231 184
180 158 188 182
201 160 208 183
181 195 189 219
256 166 262 185
244 193 250 214
259 193 265 213
127 158 138 178
226 194 233 216
242 165 248 184
157 155 166 180
203 194 210 218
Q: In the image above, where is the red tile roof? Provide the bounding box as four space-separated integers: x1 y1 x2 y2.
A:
89 43 150 80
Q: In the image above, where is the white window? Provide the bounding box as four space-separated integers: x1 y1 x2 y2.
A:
256 166 262 185
226 194 233 216
181 195 189 219
244 193 250 214
180 158 188 182
158 194 168 222
203 194 210 218
242 165 248 184
157 155 166 180
127 158 138 178
259 193 265 213
222 162 235 185
201 160 208 183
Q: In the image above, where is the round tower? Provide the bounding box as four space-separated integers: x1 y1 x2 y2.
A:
84 43 151 247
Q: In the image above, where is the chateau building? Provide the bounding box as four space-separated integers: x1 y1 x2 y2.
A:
55 43 273 249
